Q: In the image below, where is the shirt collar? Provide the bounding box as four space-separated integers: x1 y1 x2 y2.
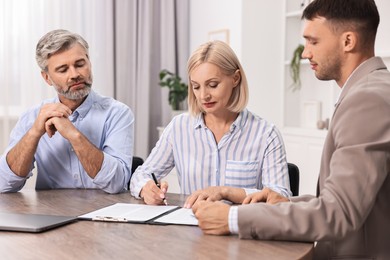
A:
193 109 248 132
55 90 96 119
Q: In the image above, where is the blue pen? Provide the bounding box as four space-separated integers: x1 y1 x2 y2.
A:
151 173 168 205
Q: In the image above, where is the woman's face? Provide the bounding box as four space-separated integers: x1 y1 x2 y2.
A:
190 62 239 115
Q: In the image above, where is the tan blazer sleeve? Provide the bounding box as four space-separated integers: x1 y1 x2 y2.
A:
237 86 390 242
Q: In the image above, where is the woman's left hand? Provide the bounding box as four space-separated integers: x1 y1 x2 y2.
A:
184 186 226 208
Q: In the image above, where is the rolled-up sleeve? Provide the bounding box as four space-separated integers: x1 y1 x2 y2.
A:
93 104 134 194
0 112 35 193
0 155 31 193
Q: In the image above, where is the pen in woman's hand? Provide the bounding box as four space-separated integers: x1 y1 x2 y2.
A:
151 173 168 205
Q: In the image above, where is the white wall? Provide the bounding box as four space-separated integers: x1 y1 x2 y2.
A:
241 0 284 128
376 0 390 57
189 0 242 59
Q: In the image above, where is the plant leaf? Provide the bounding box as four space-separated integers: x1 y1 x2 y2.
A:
289 44 304 91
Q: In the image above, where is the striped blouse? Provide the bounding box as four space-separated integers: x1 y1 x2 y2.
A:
130 109 291 198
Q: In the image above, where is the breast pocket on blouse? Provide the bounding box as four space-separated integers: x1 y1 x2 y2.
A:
225 160 259 188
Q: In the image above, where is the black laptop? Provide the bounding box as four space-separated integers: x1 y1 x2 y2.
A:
0 212 77 233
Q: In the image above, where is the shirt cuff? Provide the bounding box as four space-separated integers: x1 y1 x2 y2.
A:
0 155 30 192
228 206 239 234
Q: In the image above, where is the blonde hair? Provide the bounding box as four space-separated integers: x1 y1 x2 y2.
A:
187 41 249 116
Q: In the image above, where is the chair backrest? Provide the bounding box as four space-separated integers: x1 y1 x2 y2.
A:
128 156 144 190
288 163 300 196
131 156 144 174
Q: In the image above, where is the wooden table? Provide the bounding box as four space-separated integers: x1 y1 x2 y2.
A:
0 189 313 259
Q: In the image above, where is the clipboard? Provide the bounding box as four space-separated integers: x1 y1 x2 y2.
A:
78 203 198 226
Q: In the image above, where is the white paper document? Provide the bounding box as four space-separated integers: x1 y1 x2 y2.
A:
153 208 198 226
78 203 198 226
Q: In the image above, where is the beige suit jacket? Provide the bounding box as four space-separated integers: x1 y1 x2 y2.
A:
238 57 390 260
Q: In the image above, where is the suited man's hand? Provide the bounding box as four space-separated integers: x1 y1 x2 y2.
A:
242 187 289 205
192 201 230 235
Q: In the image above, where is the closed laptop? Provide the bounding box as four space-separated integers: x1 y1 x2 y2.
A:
0 212 76 233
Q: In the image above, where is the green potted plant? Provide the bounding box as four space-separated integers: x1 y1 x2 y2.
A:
289 44 304 91
159 69 188 111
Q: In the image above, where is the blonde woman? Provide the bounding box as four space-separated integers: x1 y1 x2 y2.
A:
130 41 291 206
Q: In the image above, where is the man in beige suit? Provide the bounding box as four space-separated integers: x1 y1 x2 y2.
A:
192 0 390 259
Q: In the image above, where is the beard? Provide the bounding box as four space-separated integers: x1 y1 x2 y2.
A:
55 83 92 100
314 52 342 82
52 76 93 100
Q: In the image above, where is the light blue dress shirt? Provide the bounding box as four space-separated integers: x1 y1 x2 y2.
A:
130 109 291 198
0 90 134 194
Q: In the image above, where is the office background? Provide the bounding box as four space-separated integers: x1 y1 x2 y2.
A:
1 0 390 192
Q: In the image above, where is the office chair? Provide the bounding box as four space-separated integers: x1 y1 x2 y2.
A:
128 156 144 190
287 163 300 196
131 156 144 174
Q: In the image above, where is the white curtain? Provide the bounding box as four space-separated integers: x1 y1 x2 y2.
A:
0 0 189 160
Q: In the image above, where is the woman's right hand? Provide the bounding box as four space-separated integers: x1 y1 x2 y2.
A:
140 179 169 205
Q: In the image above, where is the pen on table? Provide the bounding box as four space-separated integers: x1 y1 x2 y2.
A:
151 173 168 205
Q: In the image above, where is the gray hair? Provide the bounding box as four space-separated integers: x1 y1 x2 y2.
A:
36 29 89 71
